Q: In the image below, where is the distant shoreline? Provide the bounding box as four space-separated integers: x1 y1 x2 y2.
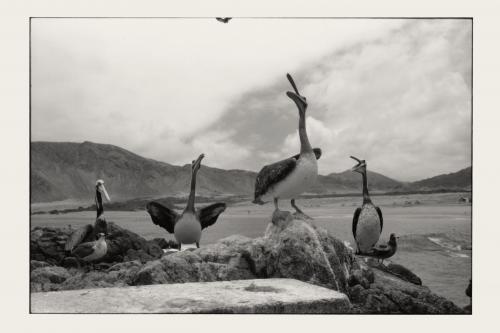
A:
30 189 471 215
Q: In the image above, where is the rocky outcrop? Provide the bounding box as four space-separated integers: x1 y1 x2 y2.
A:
132 212 354 293
347 260 462 314
30 223 164 266
30 212 465 314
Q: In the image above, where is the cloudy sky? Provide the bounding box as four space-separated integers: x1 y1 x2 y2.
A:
31 18 471 181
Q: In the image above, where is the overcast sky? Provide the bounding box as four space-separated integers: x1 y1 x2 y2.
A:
31 18 471 181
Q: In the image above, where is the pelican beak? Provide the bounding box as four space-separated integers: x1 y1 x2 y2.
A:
100 184 111 202
350 156 363 172
286 73 307 110
286 91 307 110
192 153 205 171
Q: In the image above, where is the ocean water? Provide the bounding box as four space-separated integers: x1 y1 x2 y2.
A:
31 193 472 307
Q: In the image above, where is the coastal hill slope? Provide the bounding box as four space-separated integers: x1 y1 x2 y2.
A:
31 141 471 203
31 141 256 202
411 166 472 191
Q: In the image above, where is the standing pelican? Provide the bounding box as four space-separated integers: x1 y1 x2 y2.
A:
65 179 111 252
351 156 383 254
253 73 319 219
146 154 226 249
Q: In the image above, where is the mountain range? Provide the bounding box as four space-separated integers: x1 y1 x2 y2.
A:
31 141 471 203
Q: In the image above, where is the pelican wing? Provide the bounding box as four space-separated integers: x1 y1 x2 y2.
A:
146 201 179 234
375 206 383 232
290 147 322 160
352 207 361 240
72 241 95 259
65 224 93 252
254 157 297 202
198 202 227 229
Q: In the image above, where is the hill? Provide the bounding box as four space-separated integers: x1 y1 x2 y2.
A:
31 141 256 202
30 141 471 203
410 167 472 191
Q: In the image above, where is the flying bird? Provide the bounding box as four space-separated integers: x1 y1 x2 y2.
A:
368 233 397 264
351 156 383 254
253 73 319 220
65 179 111 252
146 154 227 250
216 17 232 23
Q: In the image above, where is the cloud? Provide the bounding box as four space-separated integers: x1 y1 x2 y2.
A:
31 19 471 181
206 19 472 181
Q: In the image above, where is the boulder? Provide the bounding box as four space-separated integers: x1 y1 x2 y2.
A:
31 266 72 292
30 214 465 314
101 223 163 262
347 259 464 314
384 262 423 285
30 223 163 266
31 279 351 314
30 260 51 271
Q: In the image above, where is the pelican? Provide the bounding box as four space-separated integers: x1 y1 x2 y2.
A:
65 179 111 252
146 154 226 250
253 73 319 220
351 156 383 254
71 233 108 264
368 233 397 264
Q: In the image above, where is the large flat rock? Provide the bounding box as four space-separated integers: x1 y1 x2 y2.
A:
31 278 351 313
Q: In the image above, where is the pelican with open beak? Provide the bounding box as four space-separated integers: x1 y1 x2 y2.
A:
350 156 384 254
253 73 319 221
146 154 227 250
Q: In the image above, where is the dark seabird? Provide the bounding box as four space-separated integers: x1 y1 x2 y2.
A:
65 179 111 252
368 233 397 263
351 156 383 254
466 279 472 298
216 17 232 23
253 73 319 220
146 154 227 250
72 233 108 263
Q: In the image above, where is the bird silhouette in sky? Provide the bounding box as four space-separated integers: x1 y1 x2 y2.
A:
216 17 232 23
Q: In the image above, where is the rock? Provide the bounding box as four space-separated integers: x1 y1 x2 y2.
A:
30 227 69 263
347 269 371 289
31 278 351 314
101 223 163 262
384 263 422 285
130 215 354 293
30 214 465 314
30 260 51 271
148 238 178 250
348 260 464 314
31 266 72 291
123 249 154 263
260 216 353 292
60 257 80 268
30 223 164 266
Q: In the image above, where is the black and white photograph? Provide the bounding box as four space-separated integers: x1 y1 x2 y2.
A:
28 17 472 314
